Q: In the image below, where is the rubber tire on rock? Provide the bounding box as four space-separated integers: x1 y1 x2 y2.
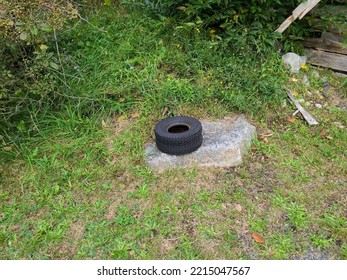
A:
154 116 203 155
156 135 203 156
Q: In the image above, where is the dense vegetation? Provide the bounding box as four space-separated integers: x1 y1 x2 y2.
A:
0 0 302 141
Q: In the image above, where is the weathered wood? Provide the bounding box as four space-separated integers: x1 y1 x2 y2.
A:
302 38 347 55
276 0 321 33
321 32 343 43
306 49 347 72
287 90 319 126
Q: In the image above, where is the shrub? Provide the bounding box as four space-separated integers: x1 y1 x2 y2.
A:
123 0 309 53
0 1 79 135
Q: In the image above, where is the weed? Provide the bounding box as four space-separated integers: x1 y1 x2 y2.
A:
286 203 308 230
270 233 296 259
310 234 334 250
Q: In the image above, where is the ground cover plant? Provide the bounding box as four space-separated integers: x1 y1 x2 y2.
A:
0 2 346 259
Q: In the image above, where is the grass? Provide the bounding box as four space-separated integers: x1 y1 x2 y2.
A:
0 4 346 260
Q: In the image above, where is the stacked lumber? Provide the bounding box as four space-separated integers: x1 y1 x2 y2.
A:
275 0 321 33
275 1 346 72
302 3 347 72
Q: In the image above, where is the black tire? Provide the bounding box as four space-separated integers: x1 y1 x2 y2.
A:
155 116 202 144
154 116 203 155
156 135 203 155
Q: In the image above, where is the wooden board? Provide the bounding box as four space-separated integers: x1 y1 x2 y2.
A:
302 38 347 55
306 49 347 72
276 0 321 33
287 90 319 126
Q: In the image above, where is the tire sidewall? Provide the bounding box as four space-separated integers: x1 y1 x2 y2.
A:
154 116 202 143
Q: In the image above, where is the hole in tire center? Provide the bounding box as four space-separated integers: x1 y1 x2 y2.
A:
168 124 190 133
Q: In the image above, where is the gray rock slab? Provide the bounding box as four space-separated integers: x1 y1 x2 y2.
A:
145 115 257 172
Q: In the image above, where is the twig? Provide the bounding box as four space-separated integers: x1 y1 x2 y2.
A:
77 13 107 33
53 29 68 88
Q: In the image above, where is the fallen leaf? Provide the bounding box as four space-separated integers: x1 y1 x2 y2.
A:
288 118 296 123
235 204 242 212
131 112 139 118
325 136 333 140
252 233 265 244
263 137 269 144
101 119 107 128
3 146 12 151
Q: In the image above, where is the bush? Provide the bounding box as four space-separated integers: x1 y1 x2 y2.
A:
0 1 79 136
124 0 309 53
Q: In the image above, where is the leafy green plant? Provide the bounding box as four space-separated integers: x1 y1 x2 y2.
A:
125 0 306 53
286 202 308 230
0 1 79 141
310 234 334 250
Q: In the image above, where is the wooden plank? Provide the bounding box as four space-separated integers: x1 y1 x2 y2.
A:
321 32 343 43
276 0 321 33
287 90 319 126
302 38 347 55
306 49 347 72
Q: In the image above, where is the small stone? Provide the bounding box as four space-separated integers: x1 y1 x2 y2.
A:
312 71 320 79
315 103 323 109
322 76 328 83
322 82 330 98
303 75 309 85
282 52 307 73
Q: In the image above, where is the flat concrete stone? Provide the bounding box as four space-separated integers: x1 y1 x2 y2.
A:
145 115 257 172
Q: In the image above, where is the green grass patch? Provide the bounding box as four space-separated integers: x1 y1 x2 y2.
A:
1 3 346 260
